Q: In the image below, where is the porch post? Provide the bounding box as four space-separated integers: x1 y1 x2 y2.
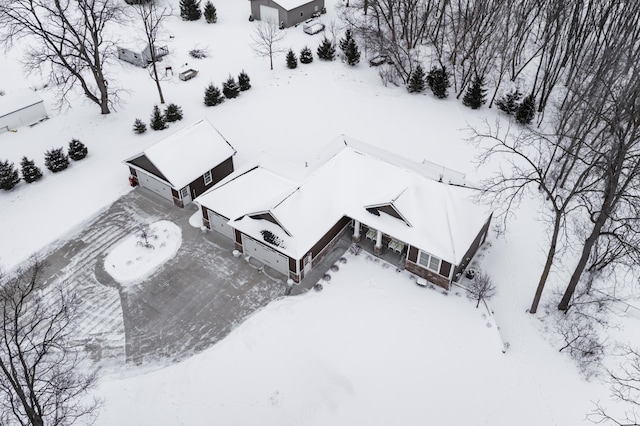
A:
374 230 383 255
352 220 361 243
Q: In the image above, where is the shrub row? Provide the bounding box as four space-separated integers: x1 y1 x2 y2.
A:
0 140 88 191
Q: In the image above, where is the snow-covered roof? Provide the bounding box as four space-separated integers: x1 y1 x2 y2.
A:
197 136 490 263
0 89 44 119
125 119 236 189
272 0 318 11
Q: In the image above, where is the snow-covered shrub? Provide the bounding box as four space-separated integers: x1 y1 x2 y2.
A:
462 76 487 109
496 89 522 115
238 70 251 91
44 148 69 173
317 37 335 61
222 76 240 99
300 46 313 64
68 139 88 161
20 156 42 183
180 0 201 21
286 49 297 69
204 83 224 106
407 64 426 93
0 160 20 190
426 66 450 99
149 105 167 130
164 103 183 122
516 94 536 125
203 1 217 23
189 49 207 59
133 118 147 134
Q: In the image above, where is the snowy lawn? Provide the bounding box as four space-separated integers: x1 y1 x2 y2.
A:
94 251 601 426
104 220 181 286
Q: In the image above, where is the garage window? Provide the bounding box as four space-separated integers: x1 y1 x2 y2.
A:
203 170 212 185
418 251 441 273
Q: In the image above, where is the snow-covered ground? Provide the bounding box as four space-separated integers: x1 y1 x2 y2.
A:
1 0 639 423
104 220 182 286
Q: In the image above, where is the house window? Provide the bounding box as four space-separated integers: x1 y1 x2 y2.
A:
203 170 212 185
418 251 441 273
300 11 304 16
180 187 189 199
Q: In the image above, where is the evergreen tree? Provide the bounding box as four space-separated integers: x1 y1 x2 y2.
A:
238 70 251 91
316 37 335 61
133 118 147 134
68 139 88 160
0 160 20 190
495 89 522 115
204 83 224 106
20 157 42 184
426 65 450 99
300 46 313 64
407 65 426 93
222 76 240 99
343 37 360 66
180 0 201 21
203 1 217 23
286 49 298 69
462 75 487 109
339 29 354 53
149 105 167 130
164 103 184 122
515 94 536 125
44 148 69 173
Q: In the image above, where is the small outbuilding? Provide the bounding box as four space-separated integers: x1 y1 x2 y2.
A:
117 43 169 67
250 0 324 28
0 89 48 133
125 119 236 208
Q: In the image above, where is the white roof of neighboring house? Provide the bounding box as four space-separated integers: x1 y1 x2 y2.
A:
197 136 490 264
125 119 235 189
272 0 318 11
0 89 44 119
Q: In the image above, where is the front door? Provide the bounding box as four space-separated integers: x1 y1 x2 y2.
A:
180 186 192 205
303 253 312 274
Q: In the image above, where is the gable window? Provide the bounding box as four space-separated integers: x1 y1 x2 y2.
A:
180 187 189 199
418 251 441 273
203 170 213 185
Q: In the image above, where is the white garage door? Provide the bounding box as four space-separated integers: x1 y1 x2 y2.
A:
137 172 173 202
260 5 279 24
207 210 235 240
242 234 289 276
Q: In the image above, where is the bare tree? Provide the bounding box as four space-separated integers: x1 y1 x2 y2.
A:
589 346 640 426
465 271 496 308
132 0 172 104
251 20 285 70
0 260 99 426
0 0 124 114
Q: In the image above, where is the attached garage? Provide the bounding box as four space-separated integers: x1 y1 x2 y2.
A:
207 210 235 240
242 234 289 276
0 89 48 133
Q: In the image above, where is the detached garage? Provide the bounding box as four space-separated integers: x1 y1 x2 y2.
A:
125 119 236 208
250 0 324 28
0 89 48 133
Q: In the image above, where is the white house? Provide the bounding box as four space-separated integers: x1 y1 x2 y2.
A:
0 89 48 132
196 136 492 288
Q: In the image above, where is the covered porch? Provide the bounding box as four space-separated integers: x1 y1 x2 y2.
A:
350 220 408 269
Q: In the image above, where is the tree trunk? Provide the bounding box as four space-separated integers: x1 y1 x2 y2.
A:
557 211 609 311
530 210 562 313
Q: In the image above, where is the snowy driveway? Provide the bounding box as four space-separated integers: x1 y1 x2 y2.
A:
40 189 287 366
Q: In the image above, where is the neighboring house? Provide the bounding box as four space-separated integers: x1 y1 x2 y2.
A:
250 0 324 28
0 89 48 133
125 119 236 208
196 137 492 289
117 43 169 67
